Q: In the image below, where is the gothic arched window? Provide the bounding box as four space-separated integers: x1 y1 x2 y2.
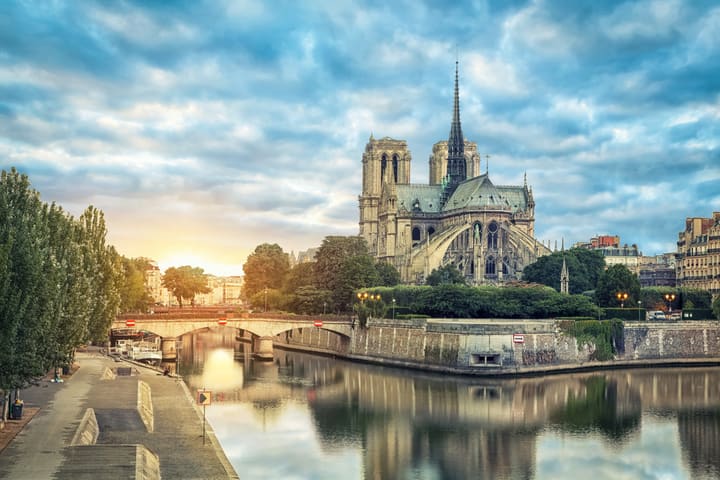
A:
428 226 435 236
392 154 399 183
381 154 387 182
487 221 498 249
412 227 421 242
486 256 496 275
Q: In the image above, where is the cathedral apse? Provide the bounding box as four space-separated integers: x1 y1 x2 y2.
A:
358 62 551 284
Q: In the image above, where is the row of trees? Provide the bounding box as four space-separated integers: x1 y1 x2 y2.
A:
0 169 122 421
0 169 181 424
242 237 400 314
241 238 716 320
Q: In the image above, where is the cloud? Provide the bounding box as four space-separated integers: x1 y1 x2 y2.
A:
1 0 718 273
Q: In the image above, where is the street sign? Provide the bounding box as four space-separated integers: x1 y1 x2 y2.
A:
125 319 136 327
217 317 227 326
197 390 212 405
513 334 525 344
313 320 323 327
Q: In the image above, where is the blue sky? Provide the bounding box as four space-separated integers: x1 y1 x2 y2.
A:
1 0 718 275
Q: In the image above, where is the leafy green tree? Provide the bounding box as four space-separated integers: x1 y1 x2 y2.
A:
249 287 283 312
314 236 373 312
118 256 153 313
595 264 640 308
522 248 605 293
713 296 720 320
283 286 332 315
162 266 211 308
242 243 290 299
79 206 121 343
375 261 401 286
335 255 380 312
283 262 316 293
426 264 466 286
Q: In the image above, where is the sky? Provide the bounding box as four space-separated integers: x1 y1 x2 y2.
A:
1 0 719 276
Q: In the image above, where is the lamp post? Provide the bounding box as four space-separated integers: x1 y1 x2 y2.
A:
264 287 268 312
637 301 642 322
392 298 396 320
616 291 628 308
323 301 327 315
664 293 676 313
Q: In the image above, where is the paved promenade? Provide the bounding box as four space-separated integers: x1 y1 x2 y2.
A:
0 350 238 479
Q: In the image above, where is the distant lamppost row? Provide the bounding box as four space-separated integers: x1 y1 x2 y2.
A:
357 292 382 318
616 292 629 308
664 293 676 313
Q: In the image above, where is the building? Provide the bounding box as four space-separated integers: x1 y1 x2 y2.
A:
676 212 720 297
144 260 243 306
638 254 676 288
358 62 550 284
574 235 642 275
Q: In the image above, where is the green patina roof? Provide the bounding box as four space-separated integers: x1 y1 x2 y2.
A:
445 175 528 212
396 184 443 213
395 174 528 215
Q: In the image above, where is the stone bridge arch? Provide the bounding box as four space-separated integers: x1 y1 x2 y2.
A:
111 317 353 361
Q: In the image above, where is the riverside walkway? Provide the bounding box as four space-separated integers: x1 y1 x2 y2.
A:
0 349 238 479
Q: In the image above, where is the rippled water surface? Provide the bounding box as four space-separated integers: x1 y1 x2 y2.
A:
180 330 720 480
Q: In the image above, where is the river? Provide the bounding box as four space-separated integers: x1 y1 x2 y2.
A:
179 329 720 480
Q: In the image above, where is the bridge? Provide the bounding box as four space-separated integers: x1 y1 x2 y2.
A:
111 310 354 360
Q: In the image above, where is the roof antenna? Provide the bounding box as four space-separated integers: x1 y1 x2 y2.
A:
485 154 490 175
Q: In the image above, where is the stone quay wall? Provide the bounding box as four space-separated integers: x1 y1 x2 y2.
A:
276 318 720 375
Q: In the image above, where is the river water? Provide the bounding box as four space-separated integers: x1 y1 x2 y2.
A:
179 330 720 480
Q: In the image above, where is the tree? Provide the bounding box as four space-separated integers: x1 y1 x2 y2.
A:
713 296 720 320
242 243 290 299
118 256 153 313
522 248 605 294
595 264 640 308
162 266 211 308
375 261 401 286
0 168 122 423
426 264 466 286
283 262 316 293
313 236 373 312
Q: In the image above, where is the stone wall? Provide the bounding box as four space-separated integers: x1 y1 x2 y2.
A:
276 318 720 375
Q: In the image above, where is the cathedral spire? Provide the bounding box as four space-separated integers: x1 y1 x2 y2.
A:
446 60 466 189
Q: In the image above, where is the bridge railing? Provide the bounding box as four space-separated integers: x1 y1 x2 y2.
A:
116 310 355 322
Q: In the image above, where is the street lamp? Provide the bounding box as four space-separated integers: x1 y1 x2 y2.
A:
264 287 268 312
664 293 676 313
637 301 641 322
392 298 396 320
616 292 629 308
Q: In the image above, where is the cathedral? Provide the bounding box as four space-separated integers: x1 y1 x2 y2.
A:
358 62 551 285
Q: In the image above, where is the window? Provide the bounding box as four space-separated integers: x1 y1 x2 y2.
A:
392 154 399 183
486 256 496 275
412 227 421 242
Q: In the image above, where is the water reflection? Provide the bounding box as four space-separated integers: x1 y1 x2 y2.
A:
180 330 720 480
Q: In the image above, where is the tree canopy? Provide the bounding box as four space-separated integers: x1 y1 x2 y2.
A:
242 243 290 299
426 264 466 286
0 168 121 416
162 266 211 308
522 248 605 294
595 264 641 307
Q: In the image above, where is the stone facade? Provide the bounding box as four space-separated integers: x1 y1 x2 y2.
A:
358 64 550 285
676 212 720 297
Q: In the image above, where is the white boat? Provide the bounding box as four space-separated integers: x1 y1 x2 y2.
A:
129 342 162 363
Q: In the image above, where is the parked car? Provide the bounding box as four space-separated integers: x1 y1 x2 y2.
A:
647 311 667 320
